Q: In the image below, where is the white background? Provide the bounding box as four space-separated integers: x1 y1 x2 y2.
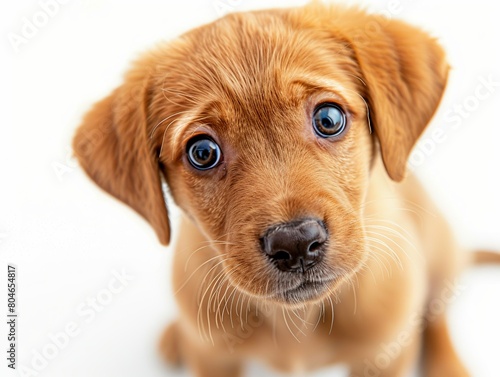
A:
1 0 499 376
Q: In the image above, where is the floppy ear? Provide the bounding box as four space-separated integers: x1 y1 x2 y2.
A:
73 71 170 245
348 16 449 181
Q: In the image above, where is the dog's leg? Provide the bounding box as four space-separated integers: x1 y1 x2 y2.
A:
184 353 243 377
159 321 183 366
182 339 243 377
423 315 470 377
160 320 243 377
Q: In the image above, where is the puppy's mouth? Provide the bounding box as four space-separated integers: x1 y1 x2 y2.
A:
273 277 336 304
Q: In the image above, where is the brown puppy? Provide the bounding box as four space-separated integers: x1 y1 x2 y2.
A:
72 3 499 376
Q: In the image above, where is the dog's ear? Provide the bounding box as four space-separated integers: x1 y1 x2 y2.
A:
73 70 170 245
348 16 449 181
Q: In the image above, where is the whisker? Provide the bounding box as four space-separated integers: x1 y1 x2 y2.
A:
282 307 301 343
174 254 223 295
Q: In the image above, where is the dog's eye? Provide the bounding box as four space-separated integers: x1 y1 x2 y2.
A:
312 103 346 138
186 137 221 170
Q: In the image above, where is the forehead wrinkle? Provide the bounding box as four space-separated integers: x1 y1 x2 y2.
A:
163 111 207 162
289 77 365 118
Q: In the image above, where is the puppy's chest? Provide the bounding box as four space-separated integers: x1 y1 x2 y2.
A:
228 308 351 371
224 292 419 372
248 318 338 373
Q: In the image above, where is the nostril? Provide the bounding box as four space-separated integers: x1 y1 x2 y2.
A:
308 241 323 253
273 250 291 261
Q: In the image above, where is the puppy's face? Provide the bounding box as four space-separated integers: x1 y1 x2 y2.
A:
74 6 448 306
158 17 372 305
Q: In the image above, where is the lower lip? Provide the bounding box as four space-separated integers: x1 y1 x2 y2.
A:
279 279 334 302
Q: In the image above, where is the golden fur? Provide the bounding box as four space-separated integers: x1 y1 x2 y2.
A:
73 3 499 376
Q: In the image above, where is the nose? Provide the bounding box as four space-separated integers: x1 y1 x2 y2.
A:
261 219 328 273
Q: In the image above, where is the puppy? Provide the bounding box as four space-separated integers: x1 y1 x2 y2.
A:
73 3 500 376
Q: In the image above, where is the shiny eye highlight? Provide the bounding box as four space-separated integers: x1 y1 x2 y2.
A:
312 103 347 138
186 137 221 170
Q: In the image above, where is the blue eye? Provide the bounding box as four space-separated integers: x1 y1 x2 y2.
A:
312 103 347 138
187 137 221 170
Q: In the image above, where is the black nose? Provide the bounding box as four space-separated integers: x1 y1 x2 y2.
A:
261 219 328 273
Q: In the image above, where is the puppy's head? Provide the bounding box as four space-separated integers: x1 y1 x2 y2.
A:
74 5 448 306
